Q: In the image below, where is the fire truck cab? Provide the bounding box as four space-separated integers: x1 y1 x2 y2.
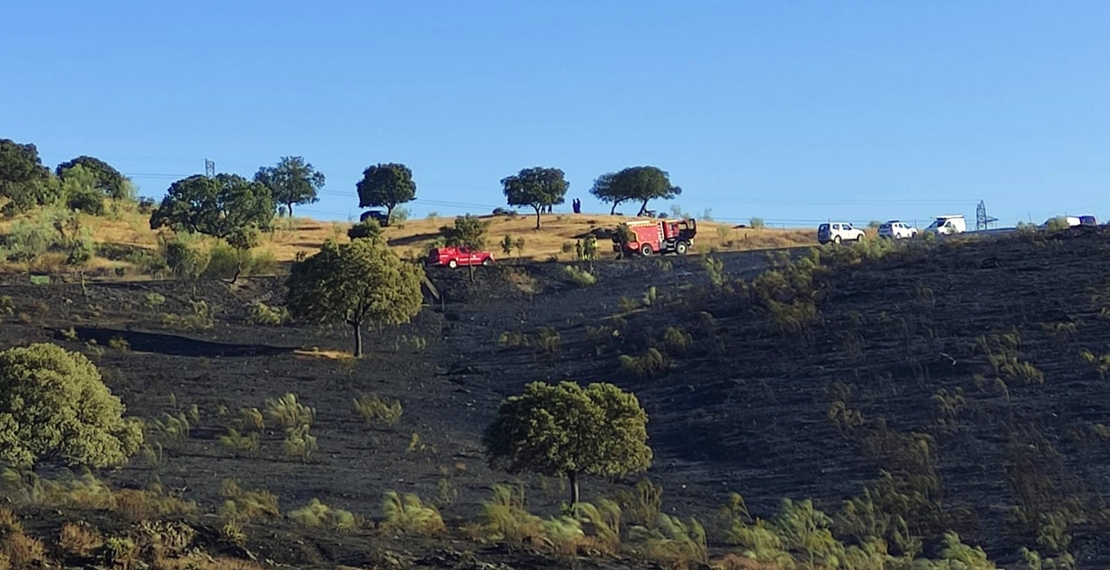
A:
613 219 697 256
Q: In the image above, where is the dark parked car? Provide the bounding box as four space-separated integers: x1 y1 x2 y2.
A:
359 210 389 225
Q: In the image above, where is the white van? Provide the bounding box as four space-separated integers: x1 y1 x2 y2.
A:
924 215 966 235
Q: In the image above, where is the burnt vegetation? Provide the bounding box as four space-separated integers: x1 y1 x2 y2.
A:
0 221 1109 568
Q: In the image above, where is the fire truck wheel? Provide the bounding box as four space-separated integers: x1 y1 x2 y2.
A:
640 244 653 256
676 242 688 255
448 259 458 269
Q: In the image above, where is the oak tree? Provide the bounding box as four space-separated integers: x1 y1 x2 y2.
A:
0 343 143 468
356 163 416 226
483 381 652 505
590 166 681 216
0 139 57 215
285 238 424 357
56 156 131 200
501 167 568 229
253 156 325 217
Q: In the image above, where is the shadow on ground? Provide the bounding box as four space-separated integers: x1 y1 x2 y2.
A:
66 327 296 358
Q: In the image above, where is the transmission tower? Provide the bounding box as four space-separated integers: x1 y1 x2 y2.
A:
204 159 215 178
976 200 998 231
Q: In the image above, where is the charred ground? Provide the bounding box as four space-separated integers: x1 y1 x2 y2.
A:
2 229 1109 568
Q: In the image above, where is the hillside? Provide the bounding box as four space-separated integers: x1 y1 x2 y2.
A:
0 225 1104 568
0 205 816 276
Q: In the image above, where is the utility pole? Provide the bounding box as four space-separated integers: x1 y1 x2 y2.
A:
204 159 215 178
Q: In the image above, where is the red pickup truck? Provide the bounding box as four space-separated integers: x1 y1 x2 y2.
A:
427 246 494 269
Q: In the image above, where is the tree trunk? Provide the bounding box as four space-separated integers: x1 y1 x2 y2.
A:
610 202 618 215
638 200 650 217
534 206 542 230
386 204 395 227
287 202 294 217
568 471 580 506
351 322 363 358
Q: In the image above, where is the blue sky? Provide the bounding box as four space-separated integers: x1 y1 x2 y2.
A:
3 1 1108 228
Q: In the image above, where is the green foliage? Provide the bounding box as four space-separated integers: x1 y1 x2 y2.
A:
619 348 668 379
282 425 318 462
441 214 491 250
107 336 129 351
159 238 208 279
629 514 707 566
0 138 57 215
662 326 692 354
590 166 681 216
60 164 106 215
0 343 142 468
218 428 259 454
483 381 652 503
220 479 280 524
0 296 13 316
562 265 597 287
2 214 57 263
253 156 324 217
149 173 275 245
612 479 663 528
100 536 138 568
56 155 129 200
246 301 289 326
287 498 358 532
347 219 383 242
750 217 765 229
480 484 544 544
1044 217 1071 232
1079 348 1110 379
500 234 514 256
264 393 315 431
161 300 214 331
381 490 445 536
285 238 424 357
501 167 569 228
352 393 403 427
702 255 726 288
356 163 416 225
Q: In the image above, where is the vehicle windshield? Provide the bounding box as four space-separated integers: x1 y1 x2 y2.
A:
926 220 943 229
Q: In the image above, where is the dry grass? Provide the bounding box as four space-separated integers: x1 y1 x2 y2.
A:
59 522 103 558
0 208 815 276
4 533 46 570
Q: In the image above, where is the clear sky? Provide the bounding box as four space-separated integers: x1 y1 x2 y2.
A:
3 1 1108 228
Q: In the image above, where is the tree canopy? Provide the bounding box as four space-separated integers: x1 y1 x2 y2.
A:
0 139 57 215
590 166 681 216
56 155 131 200
254 156 325 217
356 163 416 226
0 343 143 468
483 381 652 504
501 167 568 229
285 238 424 357
150 174 275 242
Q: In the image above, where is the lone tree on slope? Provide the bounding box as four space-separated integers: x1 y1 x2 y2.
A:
590 166 681 217
356 163 416 226
56 155 131 200
285 238 424 358
483 381 652 505
254 156 325 217
501 167 568 230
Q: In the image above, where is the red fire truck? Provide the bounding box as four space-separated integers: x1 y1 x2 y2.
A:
612 219 697 256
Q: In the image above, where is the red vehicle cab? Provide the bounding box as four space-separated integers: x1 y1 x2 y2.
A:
613 219 697 256
427 246 494 269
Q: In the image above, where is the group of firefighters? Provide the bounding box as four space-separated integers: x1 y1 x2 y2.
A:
574 236 600 261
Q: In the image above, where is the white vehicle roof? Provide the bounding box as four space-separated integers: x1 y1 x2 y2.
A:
934 215 964 219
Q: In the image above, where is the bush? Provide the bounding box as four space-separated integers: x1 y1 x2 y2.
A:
265 393 314 430
381 491 445 536
562 265 597 287
353 393 403 427
5 533 47 569
161 239 207 279
619 348 668 379
59 521 103 558
480 485 544 544
282 425 318 462
161 300 214 331
561 242 575 254
0 344 143 468
218 428 260 453
749 217 765 229
347 220 382 242
287 498 358 532
220 480 280 524
246 302 289 326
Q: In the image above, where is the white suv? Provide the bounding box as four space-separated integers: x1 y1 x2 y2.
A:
818 222 866 245
878 220 917 239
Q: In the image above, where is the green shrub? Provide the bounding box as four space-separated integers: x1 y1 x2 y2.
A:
218 428 259 453
480 485 544 544
630 514 708 567
0 344 143 468
561 242 575 254
534 327 561 354
662 326 692 354
287 498 358 532
161 300 215 331
107 336 129 351
749 217 765 229
220 479 280 523
204 242 241 279
381 490 445 536
619 348 668 379
99 536 137 568
348 220 383 242
562 265 597 287
160 239 207 279
353 393 403 427
246 302 289 326
282 425 318 461
0 296 14 316
265 393 315 430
